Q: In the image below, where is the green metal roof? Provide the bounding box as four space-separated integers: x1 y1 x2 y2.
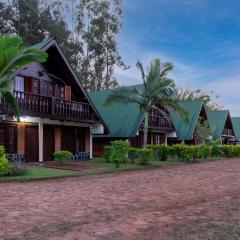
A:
89 87 143 138
207 110 229 140
170 100 204 140
89 85 204 140
231 117 240 140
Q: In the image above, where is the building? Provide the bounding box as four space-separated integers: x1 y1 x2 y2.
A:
0 38 105 162
207 110 235 144
168 100 208 144
89 86 174 156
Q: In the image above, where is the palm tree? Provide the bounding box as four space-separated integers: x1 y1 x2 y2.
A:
0 34 48 120
105 58 188 147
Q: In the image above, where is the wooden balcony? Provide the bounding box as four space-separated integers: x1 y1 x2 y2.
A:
222 128 234 137
0 91 96 122
141 115 172 131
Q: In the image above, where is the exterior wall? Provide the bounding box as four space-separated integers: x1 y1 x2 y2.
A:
54 126 61 152
17 124 25 154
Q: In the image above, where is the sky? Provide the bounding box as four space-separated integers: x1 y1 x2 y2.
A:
114 0 240 116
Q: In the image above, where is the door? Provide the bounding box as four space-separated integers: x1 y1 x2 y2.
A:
25 125 39 162
0 124 17 154
43 126 55 161
61 127 76 153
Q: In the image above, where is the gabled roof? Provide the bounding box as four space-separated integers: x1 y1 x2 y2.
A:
89 84 206 140
170 100 204 140
89 86 144 138
231 117 240 140
207 110 230 140
30 38 106 127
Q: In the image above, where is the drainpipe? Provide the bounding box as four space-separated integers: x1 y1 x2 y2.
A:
89 126 93 159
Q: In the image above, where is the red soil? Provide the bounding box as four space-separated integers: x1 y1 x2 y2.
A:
1 158 240 240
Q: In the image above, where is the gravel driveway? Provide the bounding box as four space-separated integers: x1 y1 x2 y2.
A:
1 158 240 240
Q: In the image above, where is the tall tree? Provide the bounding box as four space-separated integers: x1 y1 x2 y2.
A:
177 88 223 110
0 34 47 120
0 0 82 77
105 58 188 148
74 0 128 91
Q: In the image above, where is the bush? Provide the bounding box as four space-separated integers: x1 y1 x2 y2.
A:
53 151 72 165
104 146 112 162
138 148 153 165
155 145 170 161
0 146 8 176
8 161 28 176
199 145 212 159
111 140 129 168
128 147 139 163
172 144 191 162
222 145 237 157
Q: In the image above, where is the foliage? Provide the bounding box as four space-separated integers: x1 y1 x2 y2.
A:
222 145 239 157
105 58 188 147
0 0 82 81
8 161 28 176
0 34 47 120
199 145 212 159
172 143 191 162
128 147 139 163
74 0 128 90
155 145 170 161
111 140 129 168
0 145 8 176
176 88 223 110
195 117 212 144
104 146 112 162
138 148 153 165
53 151 72 165
210 140 223 157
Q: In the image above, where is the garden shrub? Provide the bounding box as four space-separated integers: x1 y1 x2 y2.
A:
199 145 212 159
128 147 139 163
53 151 72 165
0 145 8 176
172 144 191 162
111 140 129 168
104 146 112 162
138 148 153 165
8 161 28 176
155 145 169 161
222 145 237 157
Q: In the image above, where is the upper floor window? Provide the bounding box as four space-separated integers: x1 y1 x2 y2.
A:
14 76 25 92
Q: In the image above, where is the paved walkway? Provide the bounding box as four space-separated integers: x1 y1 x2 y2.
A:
1 159 240 240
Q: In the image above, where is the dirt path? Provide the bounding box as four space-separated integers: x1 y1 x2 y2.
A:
1 159 240 240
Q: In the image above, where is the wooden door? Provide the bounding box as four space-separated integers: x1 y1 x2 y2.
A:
0 124 17 154
25 125 39 162
43 126 55 161
61 127 76 153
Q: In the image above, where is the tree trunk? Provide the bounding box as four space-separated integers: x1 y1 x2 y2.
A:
143 112 149 148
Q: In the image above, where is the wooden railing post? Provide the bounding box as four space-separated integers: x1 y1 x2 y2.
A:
51 97 55 116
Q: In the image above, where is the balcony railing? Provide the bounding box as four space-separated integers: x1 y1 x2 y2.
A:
222 128 234 137
0 91 95 121
141 115 172 130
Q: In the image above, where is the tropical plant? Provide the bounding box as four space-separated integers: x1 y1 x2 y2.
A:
53 151 72 165
0 34 48 120
105 58 188 147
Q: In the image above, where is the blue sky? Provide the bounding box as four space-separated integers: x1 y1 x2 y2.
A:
114 0 240 116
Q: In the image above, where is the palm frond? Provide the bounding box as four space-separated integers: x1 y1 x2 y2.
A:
104 87 142 106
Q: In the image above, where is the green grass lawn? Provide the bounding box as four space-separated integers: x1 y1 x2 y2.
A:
0 165 78 182
72 157 182 174
0 157 192 182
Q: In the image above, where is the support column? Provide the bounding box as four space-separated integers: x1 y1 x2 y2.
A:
164 134 168 145
39 119 43 163
90 127 93 159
